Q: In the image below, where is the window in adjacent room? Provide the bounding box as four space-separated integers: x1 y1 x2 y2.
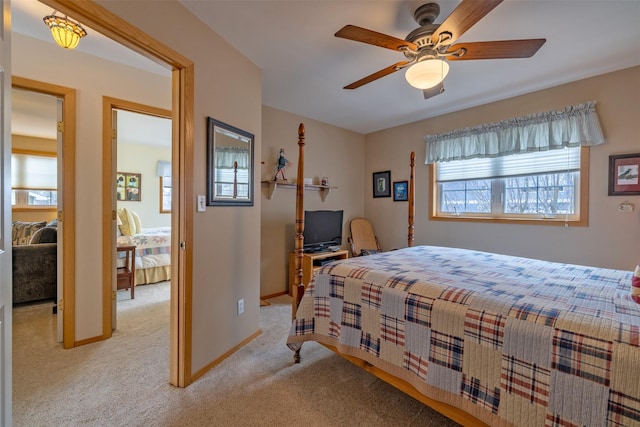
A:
11 151 57 210
160 176 171 213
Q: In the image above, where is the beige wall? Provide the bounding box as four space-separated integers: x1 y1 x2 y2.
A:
260 107 365 296
117 143 171 229
96 0 262 373
13 32 172 340
14 0 262 376
364 66 640 271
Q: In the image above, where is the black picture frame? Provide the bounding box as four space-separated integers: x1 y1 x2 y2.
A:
393 181 408 201
373 170 391 198
608 153 640 196
206 117 255 206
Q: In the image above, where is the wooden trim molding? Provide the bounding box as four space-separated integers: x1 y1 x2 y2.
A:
39 0 194 387
428 146 590 227
12 76 77 349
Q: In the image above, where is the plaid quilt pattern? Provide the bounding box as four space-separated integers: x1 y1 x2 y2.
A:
552 329 612 386
287 246 639 427
501 354 551 407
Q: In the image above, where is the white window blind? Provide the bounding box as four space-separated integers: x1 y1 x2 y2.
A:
11 153 57 190
436 147 580 182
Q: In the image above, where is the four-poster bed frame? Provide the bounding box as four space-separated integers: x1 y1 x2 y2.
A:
286 123 638 427
288 123 485 426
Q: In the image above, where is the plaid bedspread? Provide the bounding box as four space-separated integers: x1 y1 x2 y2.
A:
287 246 640 427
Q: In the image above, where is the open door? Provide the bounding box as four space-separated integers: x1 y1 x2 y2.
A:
56 98 63 343
0 0 11 423
111 108 117 331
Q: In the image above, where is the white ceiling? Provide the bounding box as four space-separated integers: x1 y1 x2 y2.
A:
11 0 640 137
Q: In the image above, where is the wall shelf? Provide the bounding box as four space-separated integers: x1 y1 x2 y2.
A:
261 180 337 201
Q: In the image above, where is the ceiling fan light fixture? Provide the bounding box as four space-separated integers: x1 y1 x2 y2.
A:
405 59 449 90
43 12 87 50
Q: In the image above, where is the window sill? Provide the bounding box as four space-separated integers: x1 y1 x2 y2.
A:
429 214 586 227
12 207 57 212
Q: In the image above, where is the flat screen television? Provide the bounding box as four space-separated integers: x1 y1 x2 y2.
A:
303 210 343 253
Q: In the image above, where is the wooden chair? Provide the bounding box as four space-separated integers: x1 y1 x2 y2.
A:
347 217 382 257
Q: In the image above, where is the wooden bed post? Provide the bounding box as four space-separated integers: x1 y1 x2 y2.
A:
293 123 306 318
408 151 415 247
293 123 305 363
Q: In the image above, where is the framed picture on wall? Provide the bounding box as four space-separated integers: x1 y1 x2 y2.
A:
117 172 142 201
373 170 391 198
393 181 408 201
608 153 640 196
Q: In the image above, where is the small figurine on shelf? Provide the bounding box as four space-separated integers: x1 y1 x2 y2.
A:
273 148 291 181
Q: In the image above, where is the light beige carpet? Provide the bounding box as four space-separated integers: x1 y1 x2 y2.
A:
13 283 459 426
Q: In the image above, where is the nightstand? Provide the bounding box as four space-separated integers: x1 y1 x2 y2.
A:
117 244 136 299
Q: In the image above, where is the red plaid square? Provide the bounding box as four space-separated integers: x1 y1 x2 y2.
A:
501 354 550 407
404 350 428 380
616 323 639 347
347 266 370 280
608 390 640 426
440 286 473 305
361 282 382 309
464 308 505 349
328 320 341 339
313 296 330 318
380 313 405 346
386 275 416 292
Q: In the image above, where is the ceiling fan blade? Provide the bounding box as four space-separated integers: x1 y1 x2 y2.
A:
431 0 503 46
445 39 546 60
335 25 418 52
423 84 445 100
344 61 411 89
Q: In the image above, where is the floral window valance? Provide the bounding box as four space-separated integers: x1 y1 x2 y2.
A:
215 146 250 169
425 101 605 164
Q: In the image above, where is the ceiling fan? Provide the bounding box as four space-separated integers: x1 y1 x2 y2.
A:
335 0 546 99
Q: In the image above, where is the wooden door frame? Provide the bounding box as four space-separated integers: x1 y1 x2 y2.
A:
102 97 171 335
11 77 76 350
41 0 194 387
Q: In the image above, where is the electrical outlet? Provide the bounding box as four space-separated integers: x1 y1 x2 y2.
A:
237 299 244 315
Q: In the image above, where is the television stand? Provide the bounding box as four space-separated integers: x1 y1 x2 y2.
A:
288 250 349 296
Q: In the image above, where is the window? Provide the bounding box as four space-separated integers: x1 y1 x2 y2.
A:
213 167 249 199
431 147 588 225
11 151 57 210
426 102 603 226
160 176 171 213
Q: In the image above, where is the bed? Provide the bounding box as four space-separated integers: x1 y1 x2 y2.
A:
117 208 171 285
286 123 640 427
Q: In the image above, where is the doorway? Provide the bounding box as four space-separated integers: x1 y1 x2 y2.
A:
17 0 193 387
11 77 76 349
109 103 172 328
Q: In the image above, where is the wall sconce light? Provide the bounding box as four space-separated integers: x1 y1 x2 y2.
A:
43 11 87 50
